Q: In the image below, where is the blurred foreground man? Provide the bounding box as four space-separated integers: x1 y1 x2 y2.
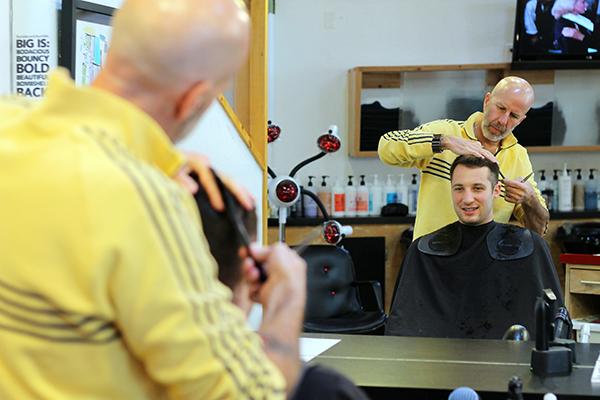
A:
0 0 308 398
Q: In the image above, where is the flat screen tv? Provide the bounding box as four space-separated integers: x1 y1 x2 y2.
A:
512 0 600 69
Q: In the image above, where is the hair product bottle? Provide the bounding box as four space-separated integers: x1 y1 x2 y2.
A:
370 174 384 217
356 175 369 217
304 176 318 218
317 175 331 217
345 175 357 217
558 164 572 212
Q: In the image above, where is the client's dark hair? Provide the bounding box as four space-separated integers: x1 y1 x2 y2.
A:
450 155 500 188
192 173 256 290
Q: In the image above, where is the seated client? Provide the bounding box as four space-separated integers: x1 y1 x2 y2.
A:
386 155 563 339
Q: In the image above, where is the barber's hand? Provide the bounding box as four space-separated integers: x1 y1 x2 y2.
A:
249 243 306 393
174 152 254 211
502 178 537 206
441 136 498 163
247 243 306 312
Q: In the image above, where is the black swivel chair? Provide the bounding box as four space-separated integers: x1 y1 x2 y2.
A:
299 245 387 334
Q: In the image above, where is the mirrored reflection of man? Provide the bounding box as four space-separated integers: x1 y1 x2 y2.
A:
378 77 549 240
385 155 563 339
0 0 309 398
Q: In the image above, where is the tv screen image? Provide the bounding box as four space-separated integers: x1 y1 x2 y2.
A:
512 0 600 69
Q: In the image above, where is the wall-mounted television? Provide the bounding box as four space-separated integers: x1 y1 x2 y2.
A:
512 0 600 69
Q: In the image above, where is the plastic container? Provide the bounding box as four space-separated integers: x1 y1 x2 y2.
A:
585 169 598 211
370 174 384 217
551 169 560 211
345 175 357 217
573 168 585 212
396 174 408 206
356 175 369 217
384 174 397 205
317 175 331 217
408 174 419 216
332 176 345 217
558 164 572 212
304 176 318 218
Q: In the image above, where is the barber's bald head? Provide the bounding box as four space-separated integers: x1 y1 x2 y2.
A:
94 0 250 141
490 76 535 110
109 0 249 89
479 76 535 144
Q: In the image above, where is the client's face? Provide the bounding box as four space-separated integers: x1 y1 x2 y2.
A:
451 165 500 226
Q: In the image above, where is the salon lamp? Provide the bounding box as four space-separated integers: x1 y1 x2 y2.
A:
267 123 351 244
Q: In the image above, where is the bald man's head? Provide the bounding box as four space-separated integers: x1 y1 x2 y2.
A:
93 0 250 141
490 77 535 110
480 76 535 144
108 0 250 90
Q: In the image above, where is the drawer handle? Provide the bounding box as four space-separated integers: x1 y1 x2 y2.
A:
580 280 600 286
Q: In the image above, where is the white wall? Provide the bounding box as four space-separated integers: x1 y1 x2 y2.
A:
269 0 600 185
0 0 10 94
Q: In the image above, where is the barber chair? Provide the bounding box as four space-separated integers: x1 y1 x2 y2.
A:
386 224 565 339
300 245 387 334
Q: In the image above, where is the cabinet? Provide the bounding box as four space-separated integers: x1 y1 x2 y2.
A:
348 63 557 157
562 254 600 319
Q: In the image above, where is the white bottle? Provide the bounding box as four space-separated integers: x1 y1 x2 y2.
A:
304 176 318 218
558 164 573 212
408 173 419 216
384 174 397 205
332 176 346 217
396 174 409 206
356 175 369 217
370 174 384 217
345 175 357 217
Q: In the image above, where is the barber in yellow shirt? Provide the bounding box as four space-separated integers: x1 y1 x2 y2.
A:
0 0 306 398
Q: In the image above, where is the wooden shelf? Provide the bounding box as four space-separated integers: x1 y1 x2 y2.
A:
348 63 557 158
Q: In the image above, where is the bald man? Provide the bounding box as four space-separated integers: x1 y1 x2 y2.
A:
0 0 306 398
379 77 549 239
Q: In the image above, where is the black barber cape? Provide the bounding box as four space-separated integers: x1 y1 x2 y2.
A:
386 221 563 339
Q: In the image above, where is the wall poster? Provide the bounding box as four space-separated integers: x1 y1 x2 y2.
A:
10 0 59 97
59 0 115 85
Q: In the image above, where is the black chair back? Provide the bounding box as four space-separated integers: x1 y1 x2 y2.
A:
300 245 386 334
304 245 361 319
